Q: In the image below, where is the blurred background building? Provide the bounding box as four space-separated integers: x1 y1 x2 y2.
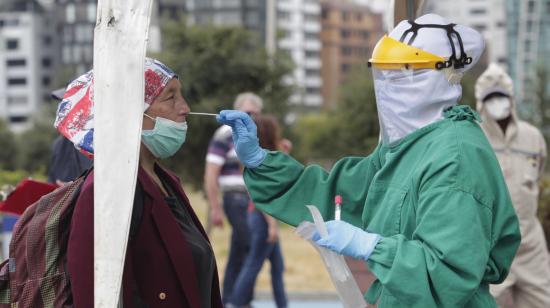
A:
425 0 507 65
320 0 383 109
505 0 550 122
187 0 267 41
277 0 323 108
1 0 550 131
187 0 324 109
426 0 550 122
0 0 55 132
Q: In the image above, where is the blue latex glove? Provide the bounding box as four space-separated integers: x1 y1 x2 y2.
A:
312 220 382 261
217 110 267 168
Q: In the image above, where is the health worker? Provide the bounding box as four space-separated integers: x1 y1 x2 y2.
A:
476 63 550 308
218 14 521 307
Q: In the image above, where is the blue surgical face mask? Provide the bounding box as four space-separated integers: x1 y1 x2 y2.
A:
141 113 187 159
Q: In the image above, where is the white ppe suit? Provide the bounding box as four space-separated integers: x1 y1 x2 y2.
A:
476 63 550 308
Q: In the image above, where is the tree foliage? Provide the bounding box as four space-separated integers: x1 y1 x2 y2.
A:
16 105 58 174
154 19 294 188
0 120 18 171
292 66 379 164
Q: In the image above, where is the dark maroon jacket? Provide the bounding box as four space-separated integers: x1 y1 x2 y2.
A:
67 165 223 308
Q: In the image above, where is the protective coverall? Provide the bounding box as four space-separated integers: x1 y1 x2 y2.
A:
476 64 550 308
244 106 519 307
219 14 521 308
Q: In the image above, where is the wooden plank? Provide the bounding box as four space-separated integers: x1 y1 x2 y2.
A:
93 0 154 307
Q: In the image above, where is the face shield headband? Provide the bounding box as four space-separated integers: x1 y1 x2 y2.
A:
399 21 473 70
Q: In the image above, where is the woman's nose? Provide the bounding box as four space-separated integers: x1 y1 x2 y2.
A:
178 98 190 115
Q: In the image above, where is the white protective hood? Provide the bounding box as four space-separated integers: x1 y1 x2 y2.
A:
374 14 485 144
475 63 517 126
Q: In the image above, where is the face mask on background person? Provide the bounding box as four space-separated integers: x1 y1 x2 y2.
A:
484 96 511 121
142 113 188 159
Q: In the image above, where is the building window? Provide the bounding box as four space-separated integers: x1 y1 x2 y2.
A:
1 18 19 27
43 35 53 46
321 8 328 20
305 51 320 58
62 46 72 63
6 39 19 50
470 8 486 15
43 77 51 87
87 3 97 22
278 11 291 21
63 27 73 43
341 46 352 56
356 13 363 22
305 32 318 40
305 87 318 95
66 4 76 24
8 78 27 86
304 14 318 23
341 63 350 73
361 31 369 40
6 59 26 67
42 58 52 68
342 12 350 22
473 24 487 32
7 96 27 106
341 30 351 38
9 116 28 124
306 69 320 76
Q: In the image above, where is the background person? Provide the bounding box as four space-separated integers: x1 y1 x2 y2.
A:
47 88 93 185
204 92 263 304
476 63 550 308
226 114 288 308
58 58 223 307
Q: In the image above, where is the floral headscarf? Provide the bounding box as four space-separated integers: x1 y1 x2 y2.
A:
54 58 177 156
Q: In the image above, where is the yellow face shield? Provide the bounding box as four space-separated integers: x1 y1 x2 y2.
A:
368 35 446 70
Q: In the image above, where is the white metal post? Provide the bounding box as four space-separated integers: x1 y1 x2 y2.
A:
93 0 154 307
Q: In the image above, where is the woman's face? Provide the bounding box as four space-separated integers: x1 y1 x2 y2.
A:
143 78 189 129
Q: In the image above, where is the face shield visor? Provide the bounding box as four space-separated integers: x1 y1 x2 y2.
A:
368 20 476 144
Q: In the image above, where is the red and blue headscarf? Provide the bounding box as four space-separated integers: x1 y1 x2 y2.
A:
54 58 177 157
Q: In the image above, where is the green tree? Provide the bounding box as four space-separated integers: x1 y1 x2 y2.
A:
292 66 379 164
16 105 58 174
154 19 294 188
0 119 18 171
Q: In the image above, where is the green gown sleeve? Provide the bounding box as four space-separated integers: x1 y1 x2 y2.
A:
244 150 380 227
367 187 518 307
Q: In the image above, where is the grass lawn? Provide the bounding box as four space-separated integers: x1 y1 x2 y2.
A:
186 189 335 292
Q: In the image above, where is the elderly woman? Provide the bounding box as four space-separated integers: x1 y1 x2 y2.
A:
55 58 223 308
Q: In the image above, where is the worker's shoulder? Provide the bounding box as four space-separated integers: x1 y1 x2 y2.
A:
422 119 497 175
516 120 544 138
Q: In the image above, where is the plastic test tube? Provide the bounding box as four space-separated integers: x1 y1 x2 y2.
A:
334 195 342 221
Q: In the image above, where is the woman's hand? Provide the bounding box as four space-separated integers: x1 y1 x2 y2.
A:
264 213 279 243
210 207 225 228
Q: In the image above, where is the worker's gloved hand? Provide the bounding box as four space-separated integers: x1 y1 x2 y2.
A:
217 110 267 168
312 220 382 261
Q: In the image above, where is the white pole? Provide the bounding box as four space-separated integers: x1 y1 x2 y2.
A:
266 0 277 56
93 0 154 307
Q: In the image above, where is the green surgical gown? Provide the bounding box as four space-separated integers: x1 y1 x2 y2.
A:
244 106 520 307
